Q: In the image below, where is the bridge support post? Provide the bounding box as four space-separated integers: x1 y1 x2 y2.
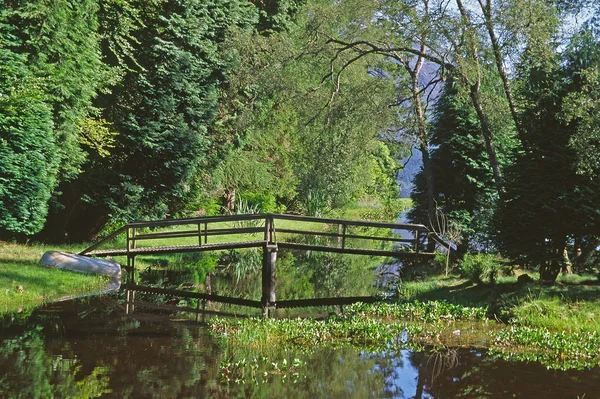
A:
262 245 277 317
262 216 277 317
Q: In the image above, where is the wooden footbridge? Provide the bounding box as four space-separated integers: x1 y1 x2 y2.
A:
80 214 449 317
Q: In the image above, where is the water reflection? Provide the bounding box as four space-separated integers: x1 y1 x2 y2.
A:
2 246 600 398
1 296 600 398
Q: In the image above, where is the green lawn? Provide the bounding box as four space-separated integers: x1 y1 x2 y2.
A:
397 272 600 333
0 241 110 315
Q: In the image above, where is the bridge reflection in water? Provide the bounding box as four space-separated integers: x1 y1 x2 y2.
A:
80 214 449 317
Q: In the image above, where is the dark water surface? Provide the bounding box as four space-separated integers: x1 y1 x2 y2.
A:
1 295 599 399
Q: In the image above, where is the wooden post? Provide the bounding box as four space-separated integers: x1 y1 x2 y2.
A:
338 224 343 248
131 289 136 313
126 289 136 314
126 228 135 284
198 223 202 247
130 256 136 284
262 243 277 317
415 231 420 254
195 298 201 322
264 216 272 242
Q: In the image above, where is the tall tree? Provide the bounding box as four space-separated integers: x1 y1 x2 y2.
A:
201 1 403 216
497 31 600 281
0 20 56 236
410 76 496 254
0 0 108 237
41 0 258 241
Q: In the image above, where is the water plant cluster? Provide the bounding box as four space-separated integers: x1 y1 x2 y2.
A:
220 356 306 385
490 326 600 370
210 301 493 386
347 301 487 323
210 301 490 358
211 293 600 377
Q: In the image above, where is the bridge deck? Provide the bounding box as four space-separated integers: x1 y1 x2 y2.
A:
88 241 265 257
87 241 434 258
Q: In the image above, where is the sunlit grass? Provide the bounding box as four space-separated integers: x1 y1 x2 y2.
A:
397 270 600 334
0 241 110 315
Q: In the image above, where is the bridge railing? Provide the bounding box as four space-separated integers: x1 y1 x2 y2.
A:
79 213 451 316
79 213 436 258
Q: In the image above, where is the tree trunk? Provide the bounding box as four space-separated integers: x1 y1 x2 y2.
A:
562 248 573 275
456 0 505 196
469 85 505 194
223 188 236 213
575 235 600 269
478 0 527 148
539 236 567 283
409 53 436 241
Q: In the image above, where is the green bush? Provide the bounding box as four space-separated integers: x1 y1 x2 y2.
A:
239 191 280 213
305 190 327 217
460 253 501 284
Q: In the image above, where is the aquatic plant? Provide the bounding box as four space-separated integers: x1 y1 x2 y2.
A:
489 326 600 370
210 301 488 352
346 301 488 323
220 356 306 385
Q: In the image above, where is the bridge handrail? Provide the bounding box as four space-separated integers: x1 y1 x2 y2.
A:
271 213 429 231
79 213 435 256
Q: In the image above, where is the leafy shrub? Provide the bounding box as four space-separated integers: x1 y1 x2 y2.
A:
183 195 222 217
0 72 57 235
305 190 327 217
460 253 501 284
239 191 282 213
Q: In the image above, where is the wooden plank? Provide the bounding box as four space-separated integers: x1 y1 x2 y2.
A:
89 241 434 258
275 296 380 308
125 299 253 318
134 227 263 240
272 214 430 231
277 228 416 244
88 241 266 257
126 284 263 308
79 226 127 255
277 242 434 258
126 213 267 229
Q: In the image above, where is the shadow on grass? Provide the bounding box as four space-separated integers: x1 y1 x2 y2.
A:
0 258 40 267
401 275 600 321
0 268 65 288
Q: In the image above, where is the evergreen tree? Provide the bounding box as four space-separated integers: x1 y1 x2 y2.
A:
497 36 600 281
410 77 496 254
0 19 57 235
41 0 257 241
0 1 107 237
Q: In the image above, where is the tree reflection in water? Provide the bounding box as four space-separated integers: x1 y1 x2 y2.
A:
1 247 600 398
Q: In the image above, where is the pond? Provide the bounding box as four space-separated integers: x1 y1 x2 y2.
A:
2 249 599 398
1 295 599 398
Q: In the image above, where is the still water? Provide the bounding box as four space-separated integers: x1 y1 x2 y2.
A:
2 249 600 398
1 295 599 399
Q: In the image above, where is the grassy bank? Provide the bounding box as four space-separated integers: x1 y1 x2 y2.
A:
0 241 110 315
397 272 600 331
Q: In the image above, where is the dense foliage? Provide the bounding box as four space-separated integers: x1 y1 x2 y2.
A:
0 0 598 280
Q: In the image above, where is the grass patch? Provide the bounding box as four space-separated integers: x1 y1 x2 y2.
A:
0 241 110 315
